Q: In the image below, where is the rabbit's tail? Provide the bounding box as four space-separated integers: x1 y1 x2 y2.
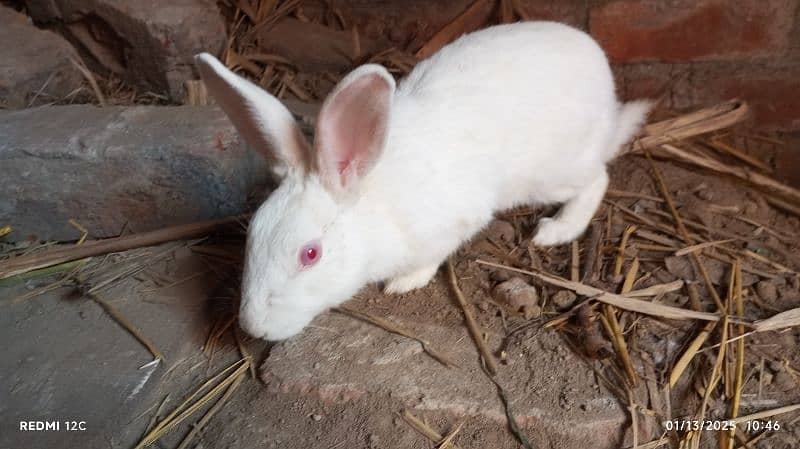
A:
606 100 652 159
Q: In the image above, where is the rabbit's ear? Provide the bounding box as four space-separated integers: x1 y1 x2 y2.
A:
315 64 395 199
195 53 311 178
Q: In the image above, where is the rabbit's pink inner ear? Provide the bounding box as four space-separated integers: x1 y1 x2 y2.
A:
315 69 393 196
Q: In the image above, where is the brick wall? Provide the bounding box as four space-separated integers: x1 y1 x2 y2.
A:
590 0 800 131
320 0 800 130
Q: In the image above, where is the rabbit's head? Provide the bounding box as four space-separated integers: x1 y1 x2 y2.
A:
196 54 395 340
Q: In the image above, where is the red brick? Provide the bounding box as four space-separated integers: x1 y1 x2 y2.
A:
515 0 587 28
694 68 800 130
591 0 797 64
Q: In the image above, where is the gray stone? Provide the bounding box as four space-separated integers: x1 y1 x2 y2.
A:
24 0 226 101
261 312 626 448
493 277 541 319
551 289 578 311
0 246 222 449
0 6 83 108
0 105 270 241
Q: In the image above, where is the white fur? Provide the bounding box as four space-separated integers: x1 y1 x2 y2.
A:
197 22 650 341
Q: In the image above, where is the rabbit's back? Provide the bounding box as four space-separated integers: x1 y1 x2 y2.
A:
382 22 619 207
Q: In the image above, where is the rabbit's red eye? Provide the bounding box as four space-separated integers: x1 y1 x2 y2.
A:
299 241 322 268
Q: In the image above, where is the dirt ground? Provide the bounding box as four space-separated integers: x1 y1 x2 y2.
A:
3 133 800 449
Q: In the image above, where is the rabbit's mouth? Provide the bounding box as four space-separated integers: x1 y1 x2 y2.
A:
238 311 268 339
239 301 317 341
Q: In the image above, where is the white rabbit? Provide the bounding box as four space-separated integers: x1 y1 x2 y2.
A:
196 21 650 341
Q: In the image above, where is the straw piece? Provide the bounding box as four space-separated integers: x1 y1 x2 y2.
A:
621 257 640 294
582 221 603 282
725 261 745 449
627 388 639 449
615 226 638 277
658 143 800 206
175 371 245 449
626 280 684 298
69 219 89 245
626 99 750 153
766 195 800 217
621 438 670 449
669 322 715 388
0 215 247 280
1 259 87 291
401 410 463 449
438 421 465 449
233 327 257 379
90 293 165 362
184 80 209 106
602 305 638 386
570 241 580 282
729 403 800 425
0 225 11 239
693 315 729 449
415 0 495 59
446 260 498 375
70 57 106 106
134 358 250 449
644 150 725 311
674 239 736 256
635 229 681 248
707 137 773 173
728 215 794 244
606 189 664 203
336 305 458 368
605 200 661 228
475 260 721 322
604 258 640 386
752 307 800 332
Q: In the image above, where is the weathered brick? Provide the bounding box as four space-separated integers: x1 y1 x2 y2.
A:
516 0 587 28
302 0 475 50
619 62 800 130
261 312 626 447
306 0 588 50
692 65 800 130
23 0 226 101
0 106 271 241
0 5 83 108
591 0 797 63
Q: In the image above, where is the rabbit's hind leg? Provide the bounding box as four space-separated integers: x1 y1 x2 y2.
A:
532 170 608 247
384 263 441 294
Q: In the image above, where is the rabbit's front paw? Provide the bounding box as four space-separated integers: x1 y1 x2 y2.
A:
532 217 584 247
384 264 440 294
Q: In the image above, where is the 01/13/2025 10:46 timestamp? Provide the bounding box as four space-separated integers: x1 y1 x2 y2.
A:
663 419 781 432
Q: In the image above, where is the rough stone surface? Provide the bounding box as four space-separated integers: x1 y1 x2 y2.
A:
590 0 797 64
261 312 627 448
0 105 270 241
493 277 540 319
0 246 220 449
551 289 578 311
0 5 83 108
23 0 226 101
